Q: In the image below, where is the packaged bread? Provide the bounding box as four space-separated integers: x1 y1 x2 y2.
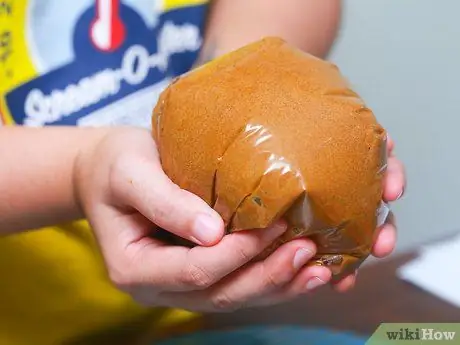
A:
152 37 390 281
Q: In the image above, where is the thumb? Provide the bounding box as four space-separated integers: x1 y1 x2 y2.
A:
114 158 224 246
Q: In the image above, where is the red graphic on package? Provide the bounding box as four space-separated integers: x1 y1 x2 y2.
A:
90 0 127 52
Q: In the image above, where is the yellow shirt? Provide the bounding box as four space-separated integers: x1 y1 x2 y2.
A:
0 0 208 344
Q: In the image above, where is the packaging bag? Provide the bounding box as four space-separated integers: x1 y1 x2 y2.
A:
152 37 389 280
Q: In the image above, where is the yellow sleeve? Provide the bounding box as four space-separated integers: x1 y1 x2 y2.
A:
0 220 201 345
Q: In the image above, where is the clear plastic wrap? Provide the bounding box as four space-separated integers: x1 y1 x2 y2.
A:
152 37 389 280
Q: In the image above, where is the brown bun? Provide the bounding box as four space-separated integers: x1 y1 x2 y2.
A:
152 37 389 281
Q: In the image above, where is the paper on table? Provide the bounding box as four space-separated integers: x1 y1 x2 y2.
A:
397 233 460 308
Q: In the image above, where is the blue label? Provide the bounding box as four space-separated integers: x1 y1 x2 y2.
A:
5 3 206 126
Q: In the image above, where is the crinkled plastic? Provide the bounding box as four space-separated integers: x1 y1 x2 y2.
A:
152 37 389 280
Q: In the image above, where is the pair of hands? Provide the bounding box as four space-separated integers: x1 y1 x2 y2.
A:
75 128 405 313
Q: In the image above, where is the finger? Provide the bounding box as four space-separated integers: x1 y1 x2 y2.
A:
383 156 406 202
207 238 318 310
124 220 288 293
157 237 318 312
372 216 397 258
332 272 357 293
386 133 395 155
112 156 224 246
260 265 332 306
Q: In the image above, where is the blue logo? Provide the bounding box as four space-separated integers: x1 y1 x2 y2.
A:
6 1 206 126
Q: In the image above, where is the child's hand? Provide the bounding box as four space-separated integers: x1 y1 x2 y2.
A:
75 128 405 310
74 128 331 312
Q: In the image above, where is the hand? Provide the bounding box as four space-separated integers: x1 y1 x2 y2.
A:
333 134 406 292
74 128 331 312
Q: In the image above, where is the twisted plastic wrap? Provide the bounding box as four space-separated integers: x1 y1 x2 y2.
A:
152 37 389 281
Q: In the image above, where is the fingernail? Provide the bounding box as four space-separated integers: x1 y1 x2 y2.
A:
306 277 326 291
396 188 404 200
192 213 221 245
293 248 313 270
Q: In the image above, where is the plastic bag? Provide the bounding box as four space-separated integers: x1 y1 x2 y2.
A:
152 37 389 280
